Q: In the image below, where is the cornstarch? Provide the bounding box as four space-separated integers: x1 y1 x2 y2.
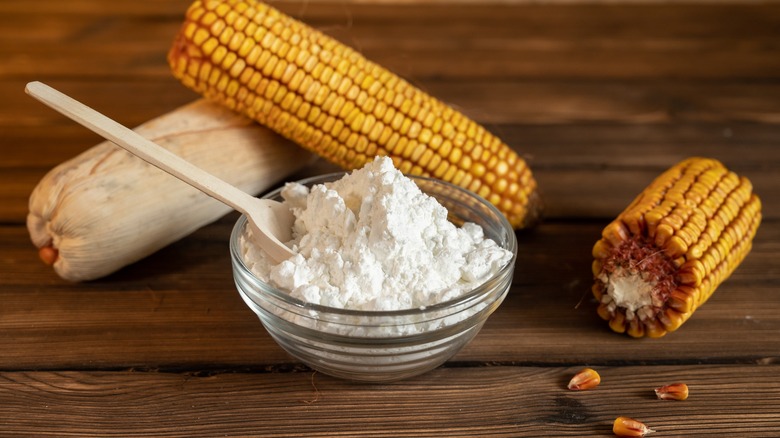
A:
240 156 513 311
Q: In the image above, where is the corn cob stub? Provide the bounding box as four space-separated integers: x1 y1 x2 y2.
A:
167 0 540 228
592 157 761 338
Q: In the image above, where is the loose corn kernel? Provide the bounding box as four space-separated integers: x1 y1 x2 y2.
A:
168 0 541 228
592 157 761 338
567 368 601 391
654 383 689 401
613 416 656 437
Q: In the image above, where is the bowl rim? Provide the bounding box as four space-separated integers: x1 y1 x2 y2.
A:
230 172 518 318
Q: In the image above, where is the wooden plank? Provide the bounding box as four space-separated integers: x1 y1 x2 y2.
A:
0 14 182 47
532 168 778 220
1 365 778 436
2 219 777 369
6 120 778 171
7 79 780 128
3 80 194 128
427 81 780 125
2 3 779 80
0 0 190 17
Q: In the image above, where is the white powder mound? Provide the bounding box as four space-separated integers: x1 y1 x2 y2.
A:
240 156 513 311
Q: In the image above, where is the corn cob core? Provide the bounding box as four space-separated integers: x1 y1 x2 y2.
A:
167 0 540 228
592 157 761 338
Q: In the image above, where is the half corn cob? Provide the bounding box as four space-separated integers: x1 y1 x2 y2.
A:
592 157 761 338
168 0 540 228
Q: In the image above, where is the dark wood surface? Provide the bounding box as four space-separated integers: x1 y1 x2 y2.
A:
1 1 778 436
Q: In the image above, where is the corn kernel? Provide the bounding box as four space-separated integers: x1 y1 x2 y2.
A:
613 416 655 437
567 368 601 391
654 383 689 401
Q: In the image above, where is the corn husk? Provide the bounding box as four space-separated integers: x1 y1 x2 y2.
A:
28 98 312 281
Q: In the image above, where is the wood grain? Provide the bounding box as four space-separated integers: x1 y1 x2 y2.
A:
1 0 779 436
1 365 778 437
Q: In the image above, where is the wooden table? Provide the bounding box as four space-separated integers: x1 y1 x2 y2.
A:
2 1 779 436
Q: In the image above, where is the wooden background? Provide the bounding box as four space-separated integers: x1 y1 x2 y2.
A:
1 0 779 436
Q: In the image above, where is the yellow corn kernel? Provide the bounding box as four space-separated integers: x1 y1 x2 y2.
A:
654 383 689 401
591 157 761 338
567 368 601 391
168 0 540 228
613 416 655 437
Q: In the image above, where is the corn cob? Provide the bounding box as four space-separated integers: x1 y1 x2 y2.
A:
592 157 761 338
167 0 540 228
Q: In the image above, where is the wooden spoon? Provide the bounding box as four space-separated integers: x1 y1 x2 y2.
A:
25 81 296 264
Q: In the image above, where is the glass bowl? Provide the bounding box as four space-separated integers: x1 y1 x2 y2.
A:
229 173 517 382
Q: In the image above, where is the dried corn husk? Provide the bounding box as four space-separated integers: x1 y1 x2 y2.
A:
28 98 313 281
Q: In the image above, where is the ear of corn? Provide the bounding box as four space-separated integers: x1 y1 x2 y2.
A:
167 0 540 228
592 157 761 338
27 99 311 281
